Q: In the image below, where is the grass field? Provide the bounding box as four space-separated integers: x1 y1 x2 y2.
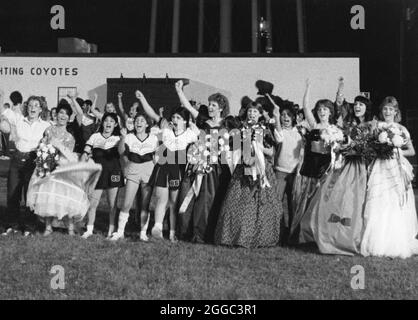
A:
0 166 418 299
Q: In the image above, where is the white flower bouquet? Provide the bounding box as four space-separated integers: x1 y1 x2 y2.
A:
35 142 60 178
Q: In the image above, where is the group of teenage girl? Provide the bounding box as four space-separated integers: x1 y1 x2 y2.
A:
1 77 418 259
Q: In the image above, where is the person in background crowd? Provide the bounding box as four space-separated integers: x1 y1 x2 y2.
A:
0 102 12 160
0 95 50 236
49 107 57 126
117 92 139 133
67 92 99 153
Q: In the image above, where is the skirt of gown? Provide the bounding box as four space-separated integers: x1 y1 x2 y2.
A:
289 174 322 244
214 161 282 248
360 156 418 259
27 160 102 222
177 163 231 243
310 159 367 256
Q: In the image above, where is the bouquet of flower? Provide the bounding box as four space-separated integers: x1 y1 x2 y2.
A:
187 130 230 176
338 125 376 164
370 123 408 159
320 125 344 147
35 142 60 178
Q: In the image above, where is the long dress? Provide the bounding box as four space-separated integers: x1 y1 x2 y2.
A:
214 122 282 248
26 126 102 222
360 125 418 258
309 123 370 255
177 115 233 243
289 129 331 244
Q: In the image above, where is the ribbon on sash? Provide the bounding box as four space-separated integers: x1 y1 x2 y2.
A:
179 173 204 214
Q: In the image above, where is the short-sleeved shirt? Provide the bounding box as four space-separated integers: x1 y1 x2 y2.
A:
15 117 51 153
85 132 120 151
124 133 158 163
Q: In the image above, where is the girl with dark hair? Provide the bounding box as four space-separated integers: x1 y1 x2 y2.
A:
360 97 418 258
214 101 282 248
268 95 303 245
290 79 342 245
117 92 139 132
110 113 158 241
309 95 374 255
175 80 234 244
26 102 102 236
137 89 199 243
81 112 124 239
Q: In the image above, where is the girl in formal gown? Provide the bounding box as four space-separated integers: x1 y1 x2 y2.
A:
175 80 234 244
214 101 282 248
290 80 337 244
26 102 102 236
360 96 418 259
309 95 374 255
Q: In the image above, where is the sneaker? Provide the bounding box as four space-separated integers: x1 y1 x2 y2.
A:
139 232 149 242
81 231 93 239
169 234 178 244
151 226 163 239
43 229 53 237
2 228 18 236
109 232 124 241
0 155 10 160
23 231 32 237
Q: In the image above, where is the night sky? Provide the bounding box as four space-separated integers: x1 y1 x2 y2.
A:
0 0 417 108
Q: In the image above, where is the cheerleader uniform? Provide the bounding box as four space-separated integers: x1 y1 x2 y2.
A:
85 132 124 189
124 133 158 184
148 127 197 190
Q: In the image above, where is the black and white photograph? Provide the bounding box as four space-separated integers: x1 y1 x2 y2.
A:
0 0 417 304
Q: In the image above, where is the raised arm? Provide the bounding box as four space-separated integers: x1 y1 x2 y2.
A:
117 92 129 122
67 92 84 125
266 93 281 132
335 77 344 107
303 79 316 129
135 90 160 123
175 80 199 119
118 128 127 155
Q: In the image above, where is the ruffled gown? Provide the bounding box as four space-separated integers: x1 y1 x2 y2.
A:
26 126 102 222
360 152 418 258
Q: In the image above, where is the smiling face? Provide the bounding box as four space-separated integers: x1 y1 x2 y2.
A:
354 101 367 118
381 104 397 123
171 113 186 131
247 107 262 123
208 101 222 119
56 108 69 127
281 109 293 129
27 99 42 120
134 115 148 134
102 115 117 135
316 105 331 123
